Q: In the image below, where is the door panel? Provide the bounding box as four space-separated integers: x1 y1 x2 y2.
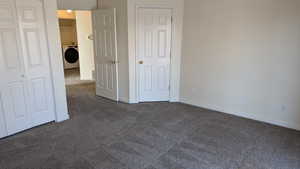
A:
3 82 32 135
24 29 42 66
137 8 172 102
16 0 55 126
1 30 21 69
92 8 118 101
31 78 48 112
8 83 27 118
0 1 15 27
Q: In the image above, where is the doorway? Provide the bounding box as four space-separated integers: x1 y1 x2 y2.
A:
57 10 95 86
57 9 120 118
57 10 96 118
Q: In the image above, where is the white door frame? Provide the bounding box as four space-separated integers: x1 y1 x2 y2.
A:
127 0 184 103
43 0 69 122
46 2 98 122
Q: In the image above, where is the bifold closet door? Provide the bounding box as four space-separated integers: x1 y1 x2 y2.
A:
0 0 55 137
16 0 55 127
0 0 32 136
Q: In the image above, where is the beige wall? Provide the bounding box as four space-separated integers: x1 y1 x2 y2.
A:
180 0 300 130
76 11 95 80
98 0 129 102
57 0 97 10
57 10 76 19
59 19 77 45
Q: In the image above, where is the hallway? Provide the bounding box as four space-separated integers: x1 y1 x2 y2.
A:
0 83 299 169
64 68 94 86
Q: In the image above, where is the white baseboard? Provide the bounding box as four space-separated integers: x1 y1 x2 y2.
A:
180 98 300 131
119 96 130 104
170 98 180 103
55 113 70 123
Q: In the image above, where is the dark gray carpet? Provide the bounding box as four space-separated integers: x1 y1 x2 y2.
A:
0 83 300 169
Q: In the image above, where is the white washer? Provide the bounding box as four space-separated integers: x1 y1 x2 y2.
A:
62 45 80 69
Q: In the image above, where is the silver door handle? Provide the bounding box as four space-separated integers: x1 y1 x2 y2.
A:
21 74 25 78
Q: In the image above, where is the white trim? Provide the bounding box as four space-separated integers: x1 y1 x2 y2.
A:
181 98 300 131
127 0 184 103
44 0 69 122
57 0 97 10
97 0 102 8
119 96 130 103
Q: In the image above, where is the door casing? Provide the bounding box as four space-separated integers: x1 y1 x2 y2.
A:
42 0 69 122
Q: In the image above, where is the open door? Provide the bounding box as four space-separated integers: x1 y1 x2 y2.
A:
92 8 119 101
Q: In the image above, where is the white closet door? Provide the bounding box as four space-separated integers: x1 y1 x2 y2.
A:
137 8 172 102
0 0 55 137
16 0 55 126
0 0 32 135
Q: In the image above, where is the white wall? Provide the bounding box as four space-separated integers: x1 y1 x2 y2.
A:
76 11 95 80
98 0 130 103
57 0 97 10
180 0 300 130
57 10 76 19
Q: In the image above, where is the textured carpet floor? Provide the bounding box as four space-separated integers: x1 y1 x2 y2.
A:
0 83 300 169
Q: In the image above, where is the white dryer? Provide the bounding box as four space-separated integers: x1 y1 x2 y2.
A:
62 45 79 69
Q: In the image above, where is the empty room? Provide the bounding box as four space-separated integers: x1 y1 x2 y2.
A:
0 0 299 169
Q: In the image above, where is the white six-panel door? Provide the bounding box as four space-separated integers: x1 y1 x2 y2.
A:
0 0 32 136
16 0 55 127
0 0 55 137
92 8 119 101
137 8 172 102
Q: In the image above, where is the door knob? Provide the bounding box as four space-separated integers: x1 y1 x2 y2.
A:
88 34 94 40
111 61 119 64
139 61 144 64
21 74 25 78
